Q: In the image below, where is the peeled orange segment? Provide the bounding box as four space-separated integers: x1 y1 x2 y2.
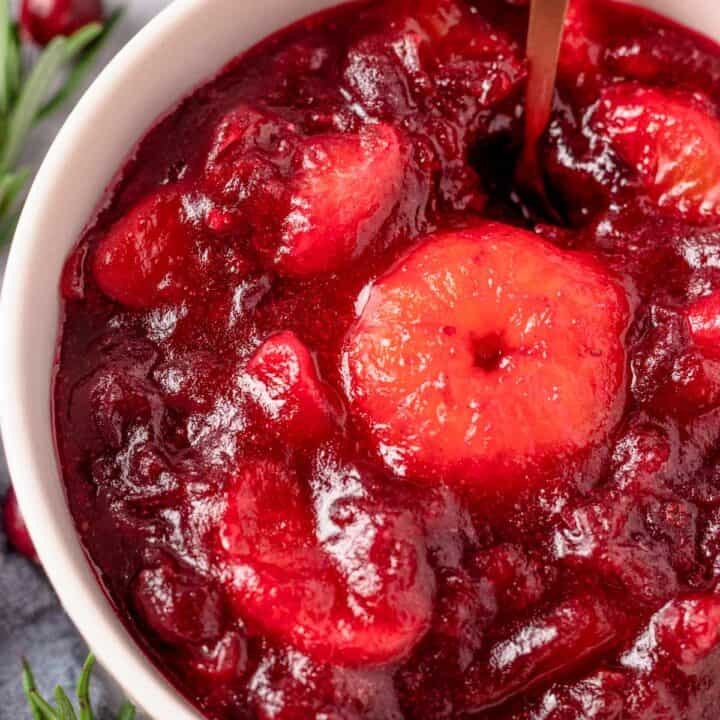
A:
595 84 720 221
343 223 629 489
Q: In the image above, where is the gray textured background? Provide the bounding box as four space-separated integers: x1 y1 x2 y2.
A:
0 2 171 717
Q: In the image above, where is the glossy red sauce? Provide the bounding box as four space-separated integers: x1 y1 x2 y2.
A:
54 0 720 717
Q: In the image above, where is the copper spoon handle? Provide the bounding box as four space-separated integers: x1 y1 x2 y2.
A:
517 0 570 196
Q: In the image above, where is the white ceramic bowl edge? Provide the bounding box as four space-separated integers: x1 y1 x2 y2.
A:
2 0 720 717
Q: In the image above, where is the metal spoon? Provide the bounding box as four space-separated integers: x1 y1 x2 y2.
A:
515 0 570 209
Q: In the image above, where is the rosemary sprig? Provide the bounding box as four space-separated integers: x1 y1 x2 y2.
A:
22 655 136 720
37 9 123 123
0 2 123 247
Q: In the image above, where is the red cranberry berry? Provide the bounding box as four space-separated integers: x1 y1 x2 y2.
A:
131 562 226 646
21 0 104 46
2 486 39 564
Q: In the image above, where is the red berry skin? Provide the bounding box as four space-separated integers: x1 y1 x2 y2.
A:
187 631 248 686
202 104 294 232
270 123 408 277
619 593 720 716
2 486 40 564
92 188 197 310
515 670 627 720
131 562 226 646
21 0 103 46
687 291 720 357
220 458 433 666
463 594 622 712
651 594 720 669
595 84 720 222
243 331 336 443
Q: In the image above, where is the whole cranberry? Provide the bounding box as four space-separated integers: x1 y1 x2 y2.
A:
21 0 104 46
2 486 39 564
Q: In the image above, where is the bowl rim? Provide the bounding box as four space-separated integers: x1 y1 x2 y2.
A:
0 1 217 714
3 0 720 718
0 0 346 712
0 0 338 715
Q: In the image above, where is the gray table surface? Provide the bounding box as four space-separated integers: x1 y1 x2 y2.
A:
0 2 171 717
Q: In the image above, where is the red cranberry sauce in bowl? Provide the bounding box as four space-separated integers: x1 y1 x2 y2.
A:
53 0 720 717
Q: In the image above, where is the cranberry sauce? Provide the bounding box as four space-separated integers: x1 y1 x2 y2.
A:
54 0 720 718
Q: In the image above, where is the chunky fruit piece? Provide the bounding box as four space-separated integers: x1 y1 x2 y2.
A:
668 351 720 413
187 631 248 686
558 0 606 93
553 491 694 605
686 292 720 357
609 420 672 490
92 188 198 309
248 649 331 720
242 331 335 443
619 593 720 720
344 223 629 489
472 543 545 615
21 0 103 45
595 85 720 221
265 124 407 276
248 647 402 720
219 460 312 567
631 304 720 415
619 594 720 717
410 0 526 108
428 568 496 663
131 561 225 645
203 104 294 220
648 594 720 668
605 22 720 92
515 670 626 720
220 457 433 665
463 594 621 712
2 486 39 563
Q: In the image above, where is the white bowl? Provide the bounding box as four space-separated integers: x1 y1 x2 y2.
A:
2 0 720 717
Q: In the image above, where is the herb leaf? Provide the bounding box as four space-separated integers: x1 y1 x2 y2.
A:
0 6 121 247
22 658 43 720
0 20 106 173
28 691 59 720
22 655 135 720
53 686 78 720
76 655 94 720
0 35 67 172
37 10 124 122
6 21 20 100
117 701 136 720
0 0 9 115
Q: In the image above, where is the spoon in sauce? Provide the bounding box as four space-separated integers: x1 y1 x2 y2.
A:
515 0 570 212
